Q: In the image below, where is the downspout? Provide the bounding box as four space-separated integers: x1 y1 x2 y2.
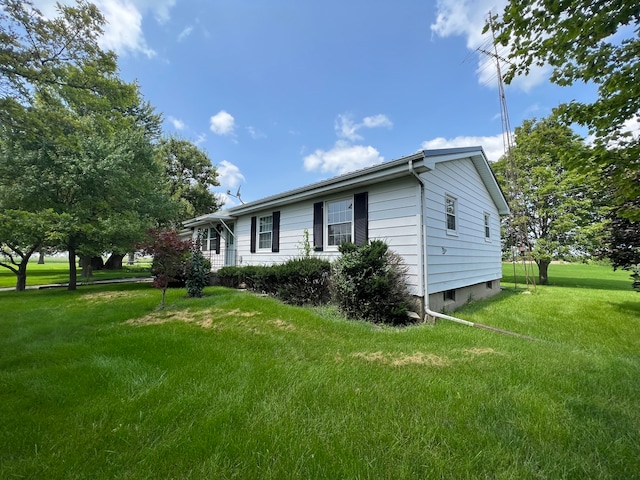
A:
408 157 474 326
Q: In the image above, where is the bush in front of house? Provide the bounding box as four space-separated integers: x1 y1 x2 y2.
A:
272 257 331 306
185 246 211 297
218 258 331 306
216 265 263 289
217 266 243 288
331 240 414 325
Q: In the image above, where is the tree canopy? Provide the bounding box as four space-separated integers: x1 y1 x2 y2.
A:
493 117 603 284
489 0 640 220
155 137 222 223
0 0 181 290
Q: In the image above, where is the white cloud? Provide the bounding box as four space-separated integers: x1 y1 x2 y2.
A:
194 133 207 146
430 0 549 92
335 113 393 141
304 141 385 175
421 133 507 163
178 26 194 42
363 114 393 129
95 0 156 58
167 116 185 130
246 126 267 140
217 160 245 189
32 0 178 58
210 111 236 136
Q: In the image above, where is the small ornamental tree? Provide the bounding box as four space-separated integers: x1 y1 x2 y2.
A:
140 229 191 308
185 244 210 298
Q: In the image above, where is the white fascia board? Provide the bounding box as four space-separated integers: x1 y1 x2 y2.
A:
182 211 236 229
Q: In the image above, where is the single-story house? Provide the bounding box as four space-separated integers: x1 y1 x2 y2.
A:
181 147 509 316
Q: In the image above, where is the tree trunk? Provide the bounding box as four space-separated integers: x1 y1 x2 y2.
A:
79 255 92 278
38 251 45 264
127 252 135 265
104 252 125 270
68 247 77 291
537 259 550 285
16 263 27 291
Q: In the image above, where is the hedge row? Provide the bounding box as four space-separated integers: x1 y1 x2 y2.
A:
217 257 331 306
217 241 416 325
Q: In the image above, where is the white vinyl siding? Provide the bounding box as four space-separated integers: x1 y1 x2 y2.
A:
424 158 503 294
233 178 422 295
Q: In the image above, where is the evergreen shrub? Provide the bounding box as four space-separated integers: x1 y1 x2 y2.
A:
331 240 414 325
185 246 211 297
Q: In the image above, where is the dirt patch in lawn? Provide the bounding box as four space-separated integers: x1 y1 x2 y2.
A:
462 347 500 356
268 319 296 331
83 291 147 304
126 307 262 329
350 351 450 367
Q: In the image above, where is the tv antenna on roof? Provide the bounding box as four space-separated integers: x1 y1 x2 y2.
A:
226 185 244 204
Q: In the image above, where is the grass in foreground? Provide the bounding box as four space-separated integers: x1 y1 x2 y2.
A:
0 263 639 479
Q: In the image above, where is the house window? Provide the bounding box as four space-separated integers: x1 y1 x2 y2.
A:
258 215 272 249
327 199 353 246
198 228 213 251
486 281 494 290
444 289 456 302
445 195 457 233
209 228 218 252
484 213 491 239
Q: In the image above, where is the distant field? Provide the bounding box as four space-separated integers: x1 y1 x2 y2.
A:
1 262 638 479
0 255 152 288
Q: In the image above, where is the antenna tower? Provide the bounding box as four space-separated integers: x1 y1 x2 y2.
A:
480 14 535 291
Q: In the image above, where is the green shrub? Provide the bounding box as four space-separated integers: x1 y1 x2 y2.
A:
217 258 331 306
185 247 210 297
273 257 331 306
217 266 243 288
331 240 414 325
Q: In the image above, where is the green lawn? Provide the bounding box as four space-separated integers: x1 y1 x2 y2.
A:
1 263 638 479
0 256 151 289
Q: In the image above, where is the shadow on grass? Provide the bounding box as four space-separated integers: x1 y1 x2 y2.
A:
609 301 640 317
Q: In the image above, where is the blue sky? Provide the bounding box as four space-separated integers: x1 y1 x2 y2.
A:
33 0 599 207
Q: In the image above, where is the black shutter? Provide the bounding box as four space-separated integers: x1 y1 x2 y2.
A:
354 191 368 246
215 228 221 255
313 202 323 251
250 216 257 253
272 211 280 253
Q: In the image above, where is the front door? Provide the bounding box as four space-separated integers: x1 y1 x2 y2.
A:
224 223 236 266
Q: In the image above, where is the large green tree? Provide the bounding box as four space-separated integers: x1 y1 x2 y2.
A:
494 117 603 284
0 0 178 290
489 0 640 221
155 137 222 223
0 209 70 290
0 0 116 119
